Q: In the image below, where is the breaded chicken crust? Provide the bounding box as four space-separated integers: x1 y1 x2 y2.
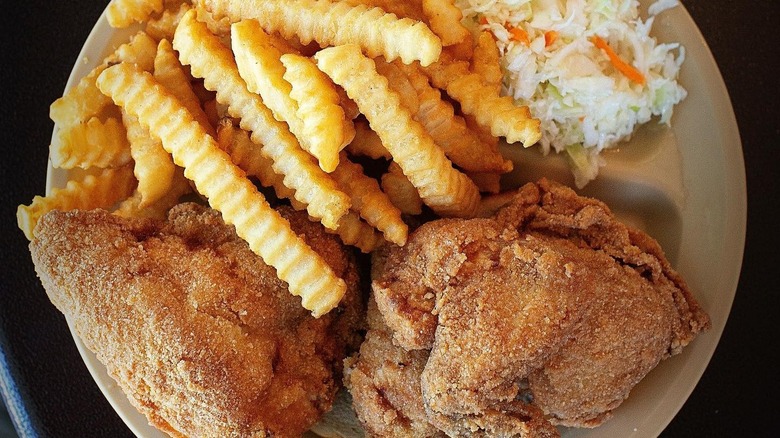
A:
30 203 364 438
357 179 710 437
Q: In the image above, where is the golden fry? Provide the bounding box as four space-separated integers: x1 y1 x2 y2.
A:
381 162 423 215
345 120 391 160
202 0 442 66
115 167 192 219
154 38 214 136
342 0 425 20
96 62 347 316
215 119 304 210
281 53 356 168
106 0 164 28
173 10 350 229
217 120 382 253
375 58 419 114
331 153 408 246
328 211 384 254
122 110 176 207
17 166 136 240
316 44 480 218
471 31 503 93
51 116 132 169
144 2 191 42
421 0 470 46
421 53 541 146
50 31 157 128
395 62 512 173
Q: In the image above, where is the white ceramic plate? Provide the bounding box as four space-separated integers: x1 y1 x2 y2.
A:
46 2 745 437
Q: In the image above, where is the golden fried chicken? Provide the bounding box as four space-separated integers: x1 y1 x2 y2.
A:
30 203 364 438
358 179 710 437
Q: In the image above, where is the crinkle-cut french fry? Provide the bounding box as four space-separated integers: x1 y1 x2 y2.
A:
471 31 503 94
230 21 313 159
338 88 361 121
467 171 502 194
420 52 541 146
122 110 176 207
153 38 215 136
50 31 158 128
395 61 512 173
194 1 233 38
327 211 384 254
421 0 470 47
216 119 382 253
345 120 391 160
331 153 407 246
145 2 191 42
343 0 425 20
173 10 350 229
107 0 165 28
316 44 480 218
221 122 382 253
381 162 423 215
281 53 356 164
374 58 419 114
17 166 137 240
96 62 347 316
51 117 132 169
115 166 192 219
202 0 442 66
215 119 305 210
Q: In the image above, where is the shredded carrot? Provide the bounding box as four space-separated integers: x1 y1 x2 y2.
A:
508 25 530 45
544 30 558 47
479 16 488 25
590 36 645 85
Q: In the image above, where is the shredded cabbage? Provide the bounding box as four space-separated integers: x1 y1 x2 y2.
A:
455 0 687 187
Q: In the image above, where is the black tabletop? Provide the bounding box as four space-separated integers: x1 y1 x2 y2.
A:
1 1 777 437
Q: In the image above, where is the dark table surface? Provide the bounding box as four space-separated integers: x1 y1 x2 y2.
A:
1 1 777 437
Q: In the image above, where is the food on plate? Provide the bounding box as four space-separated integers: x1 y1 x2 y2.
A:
421 0 471 48
395 60 512 174
17 166 136 240
330 152 409 247
357 179 710 436
97 61 348 316
121 110 174 207
154 38 215 136
106 0 164 28
453 0 688 186
49 31 157 128
421 50 541 146
18 0 707 435
50 116 131 169
316 44 482 219
173 9 352 230
381 162 424 216
281 53 357 168
201 0 443 66
215 119 384 254
29 203 364 437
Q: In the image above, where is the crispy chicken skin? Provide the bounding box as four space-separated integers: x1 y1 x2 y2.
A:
30 203 364 438
360 179 710 436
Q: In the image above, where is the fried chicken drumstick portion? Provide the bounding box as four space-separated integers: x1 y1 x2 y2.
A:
349 178 710 437
30 203 364 438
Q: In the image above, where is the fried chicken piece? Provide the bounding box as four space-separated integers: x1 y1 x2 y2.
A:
30 203 364 438
366 178 710 436
344 297 444 438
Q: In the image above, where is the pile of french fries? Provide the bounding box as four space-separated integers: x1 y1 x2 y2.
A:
17 0 541 316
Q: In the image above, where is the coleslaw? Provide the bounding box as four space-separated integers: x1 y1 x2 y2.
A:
455 0 687 187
